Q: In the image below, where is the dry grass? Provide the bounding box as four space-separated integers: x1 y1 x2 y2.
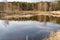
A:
47 30 60 40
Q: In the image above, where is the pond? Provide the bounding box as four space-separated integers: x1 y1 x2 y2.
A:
0 20 60 40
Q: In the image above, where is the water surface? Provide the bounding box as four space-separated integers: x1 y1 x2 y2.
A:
0 20 60 40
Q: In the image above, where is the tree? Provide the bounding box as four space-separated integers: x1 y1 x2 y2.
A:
57 1 60 10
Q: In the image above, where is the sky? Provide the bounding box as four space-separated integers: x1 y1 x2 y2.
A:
0 0 55 2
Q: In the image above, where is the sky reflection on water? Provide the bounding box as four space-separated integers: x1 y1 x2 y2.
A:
0 20 60 40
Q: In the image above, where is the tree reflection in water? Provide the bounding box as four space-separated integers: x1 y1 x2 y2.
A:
3 20 9 27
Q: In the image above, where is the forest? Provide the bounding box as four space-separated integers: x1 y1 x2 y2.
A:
0 1 60 11
10 1 60 11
